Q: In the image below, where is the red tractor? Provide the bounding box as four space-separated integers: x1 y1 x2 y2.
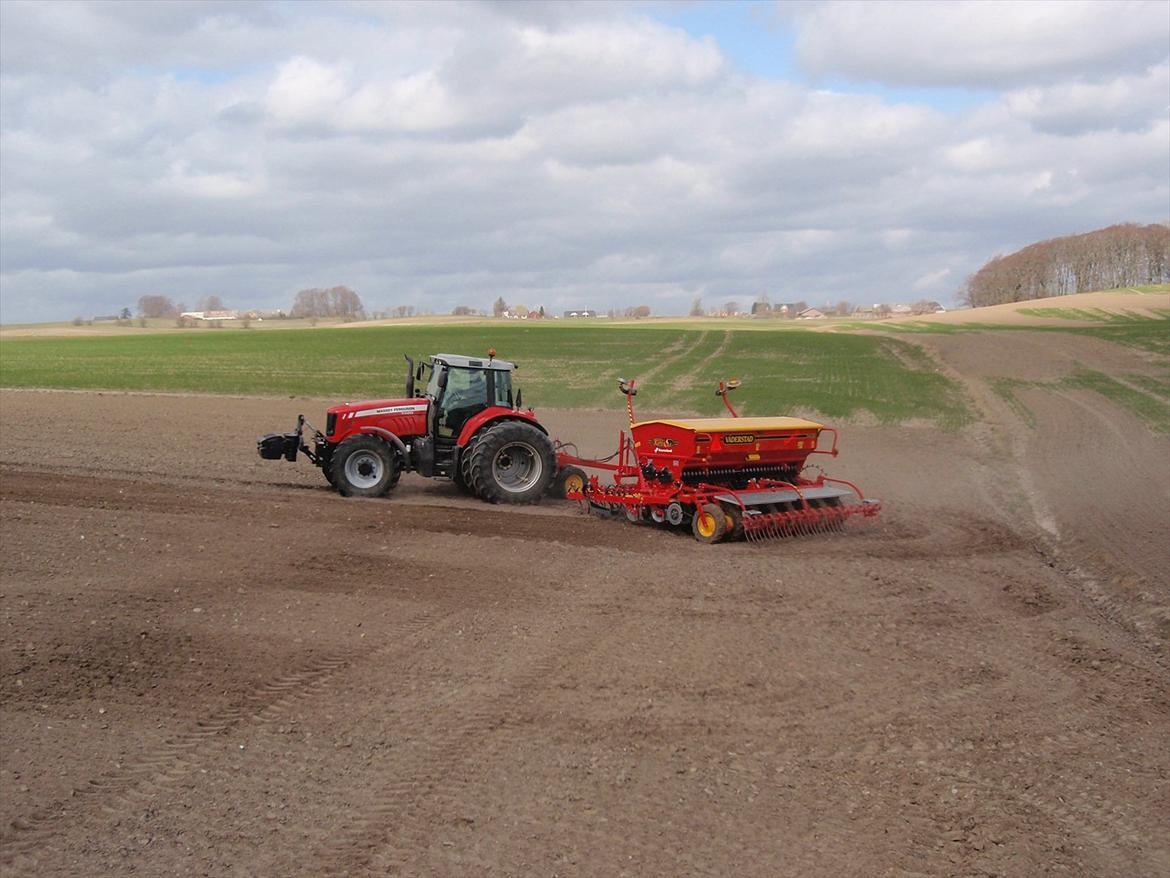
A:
258 351 556 503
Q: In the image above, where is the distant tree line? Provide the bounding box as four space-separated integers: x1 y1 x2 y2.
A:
290 286 365 319
962 223 1170 308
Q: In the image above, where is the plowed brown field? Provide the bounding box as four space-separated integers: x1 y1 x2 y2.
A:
1 329 1167 877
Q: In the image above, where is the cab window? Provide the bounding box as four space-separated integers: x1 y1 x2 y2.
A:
436 367 488 437
493 370 512 407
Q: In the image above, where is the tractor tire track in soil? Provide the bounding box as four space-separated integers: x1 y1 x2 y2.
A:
634 330 711 391
303 592 616 877
1 387 1167 877
0 609 455 875
667 330 733 398
920 334 1168 655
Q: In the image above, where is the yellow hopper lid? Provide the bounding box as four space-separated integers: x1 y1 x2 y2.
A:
632 416 824 432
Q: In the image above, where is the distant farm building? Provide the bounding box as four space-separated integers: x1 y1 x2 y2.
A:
750 302 805 318
563 309 597 318
181 310 240 321
797 307 826 319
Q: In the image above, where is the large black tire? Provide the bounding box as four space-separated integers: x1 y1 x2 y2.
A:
332 435 399 498
453 436 480 496
468 421 555 504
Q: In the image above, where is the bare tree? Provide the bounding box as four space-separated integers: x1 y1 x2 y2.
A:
291 286 365 319
623 305 651 318
964 223 1170 307
137 295 177 318
835 301 852 316
689 296 704 317
492 296 509 318
199 295 225 312
723 300 739 315
451 305 474 316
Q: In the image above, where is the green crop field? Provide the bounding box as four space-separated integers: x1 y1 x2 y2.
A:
0 322 971 427
884 313 1170 354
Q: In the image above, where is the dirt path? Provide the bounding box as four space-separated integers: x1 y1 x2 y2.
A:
1 384 1167 877
902 331 1170 653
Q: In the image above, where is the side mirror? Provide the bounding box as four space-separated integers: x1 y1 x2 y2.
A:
437 370 448 389
516 389 523 409
416 364 424 381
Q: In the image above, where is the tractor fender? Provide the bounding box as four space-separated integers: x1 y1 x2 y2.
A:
357 426 409 461
456 408 547 447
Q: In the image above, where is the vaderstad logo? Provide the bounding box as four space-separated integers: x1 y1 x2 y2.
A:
651 437 677 449
722 434 756 445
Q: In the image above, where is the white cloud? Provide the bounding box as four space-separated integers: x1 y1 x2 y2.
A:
0 1 1167 322
1005 62 1170 134
791 0 1170 87
265 56 351 127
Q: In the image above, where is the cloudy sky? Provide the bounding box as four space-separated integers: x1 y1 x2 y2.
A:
1 0 1167 323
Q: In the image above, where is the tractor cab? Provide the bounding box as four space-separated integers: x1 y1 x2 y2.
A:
420 353 516 442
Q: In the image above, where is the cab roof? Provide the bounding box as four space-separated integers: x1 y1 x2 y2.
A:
431 353 517 371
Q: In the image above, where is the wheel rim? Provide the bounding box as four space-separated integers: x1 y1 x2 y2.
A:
565 473 584 493
344 450 385 490
492 441 543 493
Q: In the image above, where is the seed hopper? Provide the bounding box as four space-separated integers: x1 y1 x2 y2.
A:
553 378 880 543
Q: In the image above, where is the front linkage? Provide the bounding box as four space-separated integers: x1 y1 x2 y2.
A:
258 415 332 471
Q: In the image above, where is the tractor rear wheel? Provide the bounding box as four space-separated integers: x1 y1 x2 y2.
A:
454 437 480 496
333 435 399 498
469 422 556 504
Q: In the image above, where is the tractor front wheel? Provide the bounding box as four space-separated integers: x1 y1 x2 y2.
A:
332 435 399 498
469 422 556 504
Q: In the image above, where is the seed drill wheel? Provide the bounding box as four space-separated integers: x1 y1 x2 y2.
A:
553 465 587 499
332 435 400 497
721 503 744 540
692 503 728 543
469 421 556 504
